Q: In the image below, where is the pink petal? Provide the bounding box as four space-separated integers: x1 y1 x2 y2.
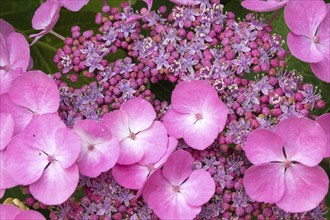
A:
287 33 325 63
0 19 15 39
126 14 144 23
30 163 79 205
172 80 218 114
317 4 330 54
23 113 66 154
0 94 33 134
0 34 9 67
103 110 130 141
138 121 168 165
243 163 285 204
32 1 60 30
162 108 195 139
121 98 156 133
241 0 287 12
60 0 89 11
7 33 30 71
202 96 228 133
117 137 145 165
284 0 326 37
74 120 119 177
276 164 329 212
54 128 82 169
112 164 149 189
5 134 48 185
0 204 21 219
9 71 60 114
180 170 215 206
244 129 284 165
0 68 22 95
162 150 194 186
0 113 14 150
15 210 46 220
154 136 178 168
316 113 330 157
170 0 200 5
310 54 330 83
183 115 219 150
275 117 327 166
0 151 17 189
30 1 60 44
143 170 201 220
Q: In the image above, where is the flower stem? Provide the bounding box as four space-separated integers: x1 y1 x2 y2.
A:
49 30 65 41
267 10 280 26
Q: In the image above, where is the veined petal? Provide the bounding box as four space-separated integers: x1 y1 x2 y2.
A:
180 170 215 207
112 164 149 190
162 150 194 186
9 71 60 114
171 80 218 114
242 0 287 12
276 164 329 213
137 121 168 165
275 117 327 167
170 0 200 6
316 113 330 157
103 110 130 141
244 129 284 165
60 0 89 11
117 137 145 165
0 151 17 189
0 113 14 150
243 163 285 204
29 163 79 205
0 204 21 219
0 19 15 39
32 1 60 30
15 210 46 220
5 134 48 185
7 33 30 71
310 54 330 83
121 97 156 133
284 0 326 37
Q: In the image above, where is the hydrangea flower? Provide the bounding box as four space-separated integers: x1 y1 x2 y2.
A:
163 80 228 150
0 71 60 134
284 1 330 82
5 114 82 205
243 117 328 212
142 150 215 219
112 137 178 190
73 119 120 178
0 29 30 94
0 18 15 39
103 97 168 165
241 0 288 12
316 113 330 158
0 204 45 220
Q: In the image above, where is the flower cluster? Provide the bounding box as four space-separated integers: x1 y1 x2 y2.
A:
0 0 329 219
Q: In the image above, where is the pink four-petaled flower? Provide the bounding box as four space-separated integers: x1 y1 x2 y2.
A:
142 150 215 220
104 97 168 165
243 117 329 212
5 114 82 205
163 80 228 150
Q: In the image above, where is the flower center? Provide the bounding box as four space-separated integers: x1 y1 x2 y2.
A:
195 113 203 120
130 132 136 140
284 160 291 168
0 65 11 72
312 35 320 43
147 164 155 172
88 144 95 151
172 185 180 192
47 155 56 163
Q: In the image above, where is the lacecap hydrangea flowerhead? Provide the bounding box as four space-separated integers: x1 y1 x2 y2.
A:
0 0 329 219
